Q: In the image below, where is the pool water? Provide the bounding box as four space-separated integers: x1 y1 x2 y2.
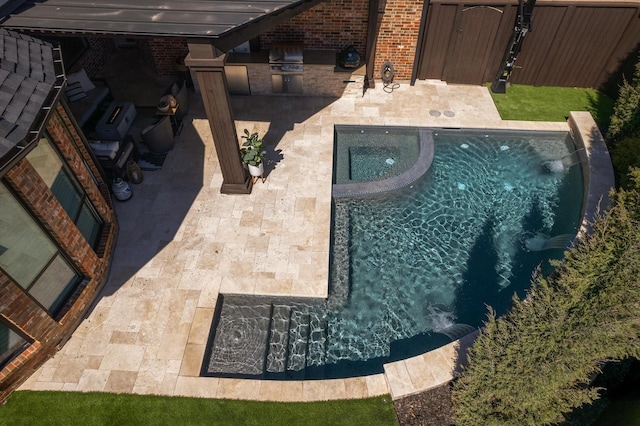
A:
203 127 584 380
333 126 421 184
328 128 583 370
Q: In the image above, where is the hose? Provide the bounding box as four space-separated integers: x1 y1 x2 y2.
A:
381 61 400 93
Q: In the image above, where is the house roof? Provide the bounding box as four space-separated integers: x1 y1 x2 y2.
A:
0 0 326 52
0 28 59 171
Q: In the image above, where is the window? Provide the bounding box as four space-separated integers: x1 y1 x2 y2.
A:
0 182 82 315
0 320 29 370
27 135 102 249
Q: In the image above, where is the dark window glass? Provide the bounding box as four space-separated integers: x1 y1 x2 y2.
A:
0 182 82 315
27 136 102 248
0 321 29 369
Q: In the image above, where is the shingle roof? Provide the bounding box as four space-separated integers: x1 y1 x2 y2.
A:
0 29 56 163
1 0 326 52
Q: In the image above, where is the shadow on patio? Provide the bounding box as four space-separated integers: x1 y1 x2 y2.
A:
92 47 342 301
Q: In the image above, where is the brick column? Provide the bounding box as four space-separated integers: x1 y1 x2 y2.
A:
185 42 252 194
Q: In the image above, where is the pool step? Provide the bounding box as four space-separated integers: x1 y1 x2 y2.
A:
306 310 328 368
286 309 310 376
265 303 329 378
266 304 292 373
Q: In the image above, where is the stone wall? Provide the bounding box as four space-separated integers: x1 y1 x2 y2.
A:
244 63 364 97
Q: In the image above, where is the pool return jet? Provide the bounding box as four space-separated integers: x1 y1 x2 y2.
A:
542 148 585 173
491 0 536 93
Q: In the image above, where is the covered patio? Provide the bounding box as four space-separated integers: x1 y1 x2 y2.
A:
1 0 381 194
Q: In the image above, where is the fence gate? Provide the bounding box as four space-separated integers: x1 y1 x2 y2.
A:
415 0 640 90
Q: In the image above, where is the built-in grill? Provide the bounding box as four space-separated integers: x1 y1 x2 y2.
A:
269 44 303 93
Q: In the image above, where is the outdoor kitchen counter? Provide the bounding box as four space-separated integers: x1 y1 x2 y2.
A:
226 50 365 97
226 49 337 65
302 49 336 65
226 51 269 64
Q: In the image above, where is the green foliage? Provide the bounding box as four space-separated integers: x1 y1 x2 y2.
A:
0 391 397 426
607 62 640 143
611 137 640 189
452 168 640 425
488 84 614 131
240 129 266 166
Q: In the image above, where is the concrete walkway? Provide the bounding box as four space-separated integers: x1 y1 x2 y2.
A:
19 81 569 401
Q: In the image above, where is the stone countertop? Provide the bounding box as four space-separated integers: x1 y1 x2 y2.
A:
227 49 345 66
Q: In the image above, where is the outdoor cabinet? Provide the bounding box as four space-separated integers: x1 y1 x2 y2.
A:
224 65 250 95
271 74 303 94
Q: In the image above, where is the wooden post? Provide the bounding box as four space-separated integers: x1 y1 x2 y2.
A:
185 41 252 194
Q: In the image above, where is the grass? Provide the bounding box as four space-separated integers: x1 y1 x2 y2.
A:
488 84 614 131
0 391 398 426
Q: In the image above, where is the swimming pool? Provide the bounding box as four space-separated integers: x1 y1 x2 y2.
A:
203 126 584 379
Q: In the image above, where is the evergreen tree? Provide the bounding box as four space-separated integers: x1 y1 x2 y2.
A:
608 62 640 143
452 169 640 425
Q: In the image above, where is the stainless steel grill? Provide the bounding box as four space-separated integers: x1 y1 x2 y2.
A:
269 44 303 70
269 44 303 93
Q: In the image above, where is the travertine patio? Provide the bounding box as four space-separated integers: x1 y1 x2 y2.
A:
19 80 569 401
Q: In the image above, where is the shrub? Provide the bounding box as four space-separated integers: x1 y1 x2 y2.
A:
452 168 640 425
611 137 640 188
608 62 640 143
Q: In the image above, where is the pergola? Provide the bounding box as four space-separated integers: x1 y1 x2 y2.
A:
0 0 340 193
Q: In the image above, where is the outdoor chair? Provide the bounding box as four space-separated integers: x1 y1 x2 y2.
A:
141 115 174 154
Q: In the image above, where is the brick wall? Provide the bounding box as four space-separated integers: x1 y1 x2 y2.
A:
72 37 116 77
0 102 118 403
147 38 190 77
261 0 423 83
64 0 424 87
375 0 424 82
262 0 369 57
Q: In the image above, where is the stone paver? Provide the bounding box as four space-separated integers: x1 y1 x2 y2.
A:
19 81 573 401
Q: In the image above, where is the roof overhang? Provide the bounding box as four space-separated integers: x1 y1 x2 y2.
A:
0 29 65 175
1 0 327 52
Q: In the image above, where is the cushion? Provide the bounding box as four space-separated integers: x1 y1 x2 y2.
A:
171 82 180 97
67 68 96 92
65 81 87 102
89 140 120 160
142 124 155 135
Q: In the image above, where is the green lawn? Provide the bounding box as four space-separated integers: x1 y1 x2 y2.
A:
0 391 397 426
488 84 614 131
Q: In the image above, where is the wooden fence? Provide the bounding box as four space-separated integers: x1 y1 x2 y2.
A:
415 0 640 90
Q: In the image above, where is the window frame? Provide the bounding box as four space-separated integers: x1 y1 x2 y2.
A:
0 181 85 318
28 133 104 250
0 318 31 371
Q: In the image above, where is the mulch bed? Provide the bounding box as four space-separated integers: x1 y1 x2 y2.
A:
393 383 455 426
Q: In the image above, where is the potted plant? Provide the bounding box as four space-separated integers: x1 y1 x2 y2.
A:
240 129 267 178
